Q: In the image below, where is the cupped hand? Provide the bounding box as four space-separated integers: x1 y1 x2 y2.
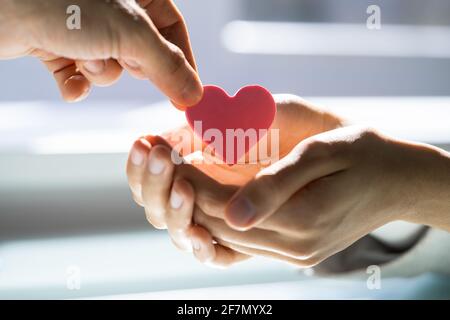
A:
130 124 449 268
126 95 344 266
0 0 202 107
216 125 450 265
161 94 344 185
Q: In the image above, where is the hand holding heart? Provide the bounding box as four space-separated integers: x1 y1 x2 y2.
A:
164 92 343 186
126 93 351 265
127 112 450 267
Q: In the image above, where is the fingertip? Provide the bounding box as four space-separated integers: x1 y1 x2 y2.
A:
171 100 187 111
138 137 152 150
132 137 152 152
178 77 204 108
63 75 91 103
128 138 152 167
142 135 174 150
145 207 167 230
124 27 203 108
150 144 174 167
189 225 216 263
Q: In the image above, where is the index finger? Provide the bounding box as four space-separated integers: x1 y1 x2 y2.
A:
135 0 202 109
115 1 203 107
138 0 197 70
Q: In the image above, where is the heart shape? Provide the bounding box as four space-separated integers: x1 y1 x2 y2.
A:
185 85 276 164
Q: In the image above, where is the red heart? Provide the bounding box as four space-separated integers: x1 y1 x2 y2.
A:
185 85 276 164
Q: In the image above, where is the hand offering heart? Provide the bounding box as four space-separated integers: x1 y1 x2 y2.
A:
185 85 276 165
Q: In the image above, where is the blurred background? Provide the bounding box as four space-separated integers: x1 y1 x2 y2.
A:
1 0 450 299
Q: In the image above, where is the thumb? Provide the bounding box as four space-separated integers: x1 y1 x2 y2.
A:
115 4 203 107
225 137 349 230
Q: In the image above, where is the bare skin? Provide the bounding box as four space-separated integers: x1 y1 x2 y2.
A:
127 96 450 268
4 1 447 269
0 0 202 107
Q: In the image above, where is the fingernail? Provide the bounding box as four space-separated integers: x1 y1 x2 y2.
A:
65 75 90 102
65 74 85 85
72 86 90 102
170 188 183 209
148 150 166 175
83 60 106 74
123 59 140 69
227 197 256 227
130 147 145 166
191 239 201 252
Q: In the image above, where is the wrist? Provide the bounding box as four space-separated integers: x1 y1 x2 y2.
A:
400 141 450 230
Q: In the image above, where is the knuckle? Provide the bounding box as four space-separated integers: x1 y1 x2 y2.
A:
301 139 333 161
140 183 152 202
286 245 312 260
293 248 313 260
166 44 198 103
360 126 378 137
350 126 380 143
359 126 381 143
285 239 320 260
193 210 207 226
141 185 166 214
294 256 323 268
303 254 326 267
300 137 349 165
167 211 189 233
295 197 326 229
